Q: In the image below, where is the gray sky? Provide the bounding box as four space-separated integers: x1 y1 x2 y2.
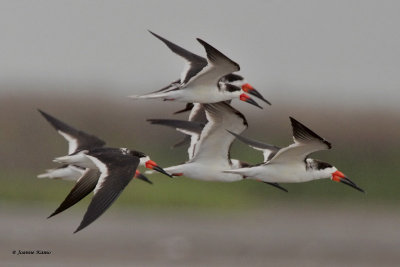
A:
1 0 399 109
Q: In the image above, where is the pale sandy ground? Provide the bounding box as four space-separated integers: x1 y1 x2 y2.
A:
1 203 399 267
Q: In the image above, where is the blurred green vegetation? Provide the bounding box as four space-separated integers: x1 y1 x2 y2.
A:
0 91 399 211
1 148 398 213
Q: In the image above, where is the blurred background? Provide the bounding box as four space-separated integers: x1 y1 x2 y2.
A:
1 0 400 266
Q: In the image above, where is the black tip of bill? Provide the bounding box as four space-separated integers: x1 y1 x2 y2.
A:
136 172 153 185
153 165 173 178
340 177 365 193
263 182 288 192
248 89 272 106
244 97 263 109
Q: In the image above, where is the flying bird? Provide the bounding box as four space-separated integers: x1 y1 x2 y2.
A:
54 147 171 233
147 102 287 191
224 117 364 192
37 110 151 184
38 110 172 232
129 31 270 108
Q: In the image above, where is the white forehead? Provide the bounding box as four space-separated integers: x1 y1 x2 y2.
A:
119 148 130 155
139 156 150 166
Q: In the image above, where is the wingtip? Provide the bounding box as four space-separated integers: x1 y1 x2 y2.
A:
73 223 86 234
148 29 158 37
47 212 56 219
37 173 48 179
196 38 214 52
289 116 332 149
38 109 50 119
146 119 157 124
127 95 140 100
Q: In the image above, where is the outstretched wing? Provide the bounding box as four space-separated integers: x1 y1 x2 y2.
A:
191 102 247 163
147 118 204 160
47 168 101 218
38 109 106 154
183 39 240 88
149 31 208 84
228 131 280 162
268 117 332 164
74 150 139 233
172 103 207 148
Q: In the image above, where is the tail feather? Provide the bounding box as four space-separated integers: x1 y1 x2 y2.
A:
37 172 53 179
54 153 95 169
128 93 169 100
37 166 84 181
128 83 181 100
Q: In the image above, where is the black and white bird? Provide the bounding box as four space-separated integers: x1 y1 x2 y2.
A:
37 110 151 184
53 147 172 233
147 102 287 191
129 31 269 108
38 110 172 233
224 117 364 192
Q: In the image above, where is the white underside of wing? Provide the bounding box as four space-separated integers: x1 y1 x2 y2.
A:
183 64 221 88
191 105 247 164
172 128 200 160
86 155 109 195
245 145 275 162
188 103 203 121
183 45 239 89
58 130 78 154
187 134 200 160
262 150 275 162
180 62 192 84
269 141 327 164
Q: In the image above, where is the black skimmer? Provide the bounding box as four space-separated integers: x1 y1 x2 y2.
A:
147 102 287 192
129 31 269 108
38 110 172 232
225 117 364 193
37 110 151 184
54 147 172 233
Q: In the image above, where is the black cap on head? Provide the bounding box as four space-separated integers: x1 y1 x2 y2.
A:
220 74 244 83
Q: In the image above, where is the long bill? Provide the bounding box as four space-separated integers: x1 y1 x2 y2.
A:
242 83 271 105
332 171 364 193
145 160 173 178
239 93 263 109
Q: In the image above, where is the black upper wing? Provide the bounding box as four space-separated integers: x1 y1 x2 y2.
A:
48 168 101 218
290 117 331 149
38 109 106 154
149 31 208 84
73 149 139 233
